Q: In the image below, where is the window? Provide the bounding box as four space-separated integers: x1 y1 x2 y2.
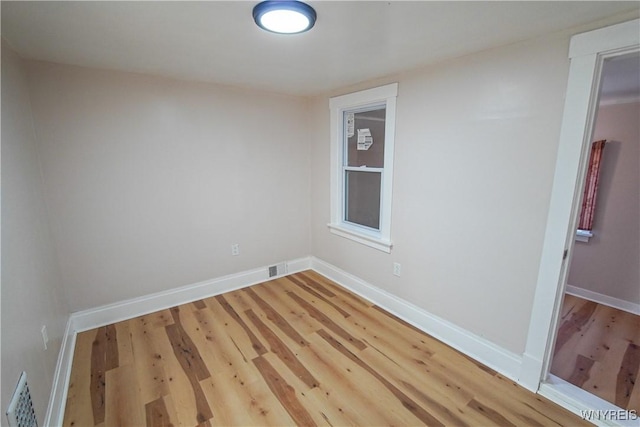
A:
328 83 397 252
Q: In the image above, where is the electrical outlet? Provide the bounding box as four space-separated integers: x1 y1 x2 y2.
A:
41 325 49 350
231 244 240 256
393 262 401 277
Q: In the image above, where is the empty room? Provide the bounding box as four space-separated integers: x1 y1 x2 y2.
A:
2 2 639 426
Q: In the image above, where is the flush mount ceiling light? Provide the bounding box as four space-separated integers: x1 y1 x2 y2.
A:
253 1 317 34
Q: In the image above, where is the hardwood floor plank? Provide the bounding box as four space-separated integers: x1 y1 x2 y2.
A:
128 316 171 405
253 357 317 427
274 277 354 324
249 282 323 340
552 294 640 412
261 351 357 426
629 378 640 414
145 396 174 427
203 295 263 362
301 387 357 426
302 270 373 308
64 271 587 426
201 367 297 426
225 288 256 313
293 272 337 297
579 339 629 403
605 305 640 344
90 328 107 424
287 290 366 351
192 299 207 310
104 324 119 371
284 275 351 318
199 377 254 426
245 308 319 389
616 342 639 409
105 364 145 426
153 323 208 425
63 331 95 427
430 353 576 426
570 306 613 363
165 308 213 423
296 334 405 426
114 322 133 367
343 302 438 364
568 354 595 387
466 398 518 427
191 306 263 385
554 298 598 353
243 285 311 346
213 295 268 356
168 307 211 381
357 344 480 423
316 328 444 426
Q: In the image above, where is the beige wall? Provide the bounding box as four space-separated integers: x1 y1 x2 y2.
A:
311 33 572 354
1 42 69 422
25 61 311 312
568 101 640 304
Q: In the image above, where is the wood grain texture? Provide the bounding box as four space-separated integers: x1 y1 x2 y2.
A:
552 294 640 412
64 271 587 426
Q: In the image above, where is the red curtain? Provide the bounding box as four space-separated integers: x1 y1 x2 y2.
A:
578 140 606 231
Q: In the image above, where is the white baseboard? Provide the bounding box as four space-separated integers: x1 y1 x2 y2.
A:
540 375 639 427
310 257 523 384
44 256 311 426
566 285 640 316
43 318 76 427
518 352 544 392
72 257 311 332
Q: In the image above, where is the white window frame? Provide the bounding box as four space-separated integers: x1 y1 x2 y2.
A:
328 83 398 253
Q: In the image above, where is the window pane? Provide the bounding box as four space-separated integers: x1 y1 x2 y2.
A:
345 107 385 168
345 170 381 229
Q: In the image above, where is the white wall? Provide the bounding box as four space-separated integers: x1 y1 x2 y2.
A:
1 41 69 424
568 101 639 304
311 33 572 354
25 61 311 312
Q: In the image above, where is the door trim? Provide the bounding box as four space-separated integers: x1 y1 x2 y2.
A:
519 18 640 391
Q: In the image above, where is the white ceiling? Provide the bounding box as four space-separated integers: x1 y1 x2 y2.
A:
2 1 639 96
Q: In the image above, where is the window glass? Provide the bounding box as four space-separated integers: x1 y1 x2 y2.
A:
345 170 381 229
345 107 386 168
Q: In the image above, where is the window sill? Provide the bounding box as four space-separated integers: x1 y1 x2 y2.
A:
575 229 593 243
327 223 392 253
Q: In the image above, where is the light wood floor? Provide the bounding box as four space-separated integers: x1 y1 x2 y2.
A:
64 271 587 426
551 293 640 412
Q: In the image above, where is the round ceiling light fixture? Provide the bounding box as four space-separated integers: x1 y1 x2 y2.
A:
253 1 317 34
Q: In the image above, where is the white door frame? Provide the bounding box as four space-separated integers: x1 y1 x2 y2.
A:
519 18 640 392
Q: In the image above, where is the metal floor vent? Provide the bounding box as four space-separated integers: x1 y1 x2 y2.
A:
6 372 38 427
268 262 288 278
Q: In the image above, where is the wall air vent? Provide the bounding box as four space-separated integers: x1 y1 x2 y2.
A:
6 372 38 427
268 262 288 278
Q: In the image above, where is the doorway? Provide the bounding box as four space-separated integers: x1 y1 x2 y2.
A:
520 18 640 422
550 52 639 412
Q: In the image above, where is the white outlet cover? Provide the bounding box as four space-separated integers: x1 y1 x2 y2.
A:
393 262 401 276
41 325 48 350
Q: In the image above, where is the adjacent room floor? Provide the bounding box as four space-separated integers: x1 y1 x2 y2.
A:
63 271 587 426
551 293 640 412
